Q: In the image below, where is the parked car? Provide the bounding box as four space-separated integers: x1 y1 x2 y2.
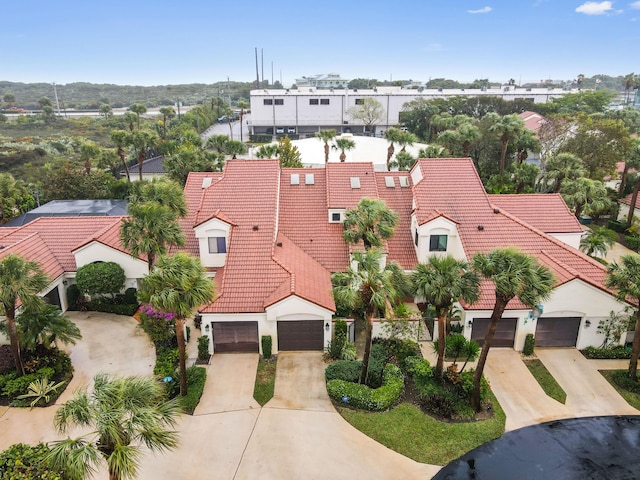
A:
287 127 296 134
276 127 285 134
218 115 227 122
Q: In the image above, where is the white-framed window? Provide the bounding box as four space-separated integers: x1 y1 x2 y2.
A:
429 234 447 252
208 237 227 254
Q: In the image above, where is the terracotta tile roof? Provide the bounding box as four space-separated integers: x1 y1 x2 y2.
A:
519 111 545 133
278 167 349 272
266 233 335 311
375 172 418 269
0 233 64 281
621 192 640 209
326 163 379 209
489 194 582 233
412 158 612 310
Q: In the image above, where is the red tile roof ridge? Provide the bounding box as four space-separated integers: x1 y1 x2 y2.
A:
70 217 136 256
418 209 460 226
0 230 40 250
194 209 237 228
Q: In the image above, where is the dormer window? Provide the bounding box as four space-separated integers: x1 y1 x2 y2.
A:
332 213 341 222
429 234 447 252
208 237 227 254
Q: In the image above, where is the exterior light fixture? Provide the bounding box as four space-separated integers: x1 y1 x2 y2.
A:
585 320 591 327
325 322 330 331
205 323 210 333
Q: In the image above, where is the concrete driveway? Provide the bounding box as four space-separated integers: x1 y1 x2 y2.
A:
536 348 639 417
0 311 155 451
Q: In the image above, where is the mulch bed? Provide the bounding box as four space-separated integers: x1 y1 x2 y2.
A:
0 345 14 373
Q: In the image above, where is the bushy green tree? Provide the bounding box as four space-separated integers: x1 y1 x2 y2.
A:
75 262 125 299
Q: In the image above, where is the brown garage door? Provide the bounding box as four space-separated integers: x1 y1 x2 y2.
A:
535 317 581 347
277 320 324 351
471 318 517 347
212 322 259 353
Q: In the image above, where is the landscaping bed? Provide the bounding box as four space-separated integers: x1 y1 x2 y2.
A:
600 369 640 410
253 356 277 406
524 358 567 404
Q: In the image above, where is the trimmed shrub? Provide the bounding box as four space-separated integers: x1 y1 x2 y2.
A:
625 235 640 252
261 335 272 359
197 336 210 361
328 319 348 360
66 284 81 310
583 345 632 359
154 347 179 377
325 360 363 383
523 334 535 356
0 443 66 479
612 370 640 394
366 343 388 388
76 261 126 298
86 299 139 316
123 287 138 304
327 363 404 411
180 366 207 414
404 356 433 388
608 219 626 233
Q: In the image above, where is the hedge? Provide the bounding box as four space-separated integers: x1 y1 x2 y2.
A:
325 360 363 383
625 236 640 252
583 345 632 359
86 299 139 316
608 219 627 233
326 363 404 411
180 366 207 415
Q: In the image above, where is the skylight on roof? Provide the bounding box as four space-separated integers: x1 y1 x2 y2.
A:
385 176 395 188
305 173 315 185
290 174 300 185
202 177 213 189
399 176 409 187
350 177 361 189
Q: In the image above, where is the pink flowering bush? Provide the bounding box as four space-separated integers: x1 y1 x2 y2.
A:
140 304 176 345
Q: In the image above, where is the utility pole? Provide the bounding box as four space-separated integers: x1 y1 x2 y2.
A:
255 47 260 89
52 82 61 115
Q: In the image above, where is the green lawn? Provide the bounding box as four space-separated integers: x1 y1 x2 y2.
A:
524 359 567 404
600 369 640 409
338 391 505 466
253 356 277 406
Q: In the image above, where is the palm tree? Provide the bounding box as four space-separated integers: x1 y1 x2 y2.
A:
623 73 637 105
458 123 481 157
98 103 112 119
255 144 279 159
541 153 585 193
488 114 525 176
332 249 404 384
237 101 249 142
606 254 640 380
623 142 640 225
128 130 158 181
383 128 403 168
15 304 82 352
225 139 247 159
391 151 415 171
159 106 176 137
129 103 147 130
0 254 50 376
580 227 617 258
514 129 540 165
397 131 418 153
48 374 182 480
332 137 356 162
471 248 555 411
110 130 131 182
618 140 640 199
560 177 612 219
342 197 398 250
128 178 187 218
138 253 215 396
206 134 230 154
120 202 185 270
411 256 479 379
316 129 337 163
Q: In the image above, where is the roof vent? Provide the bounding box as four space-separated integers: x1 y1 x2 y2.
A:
493 208 500 214
350 177 361 189
477 225 484 231
201 177 213 188
276 242 282 247
253 225 259 231
290 174 300 185
399 176 410 187
305 173 315 185
385 176 395 188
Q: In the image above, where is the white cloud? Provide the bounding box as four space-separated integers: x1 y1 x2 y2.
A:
467 6 492 14
630 1 640 9
575 1 614 15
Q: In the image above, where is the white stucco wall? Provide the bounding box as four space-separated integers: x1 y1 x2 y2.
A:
73 242 148 289
548 232 582 250
194 218 231 268
412 215 466 263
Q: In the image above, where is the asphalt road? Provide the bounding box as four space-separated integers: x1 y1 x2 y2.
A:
201 114 250 142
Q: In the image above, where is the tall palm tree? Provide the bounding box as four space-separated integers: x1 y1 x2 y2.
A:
541 153 586 193
128 130 158 181
397 131 418 153
237 100 249 142
580 226 617 258
0 254 49 376
48 374 182 480
225 139 247 159
488 114 525 176
457 123 481 157
606 254 640 380
332 137 356 162
316 129 337 163
129 103 147 130
411 256 479 379
471 248 555 411
206 134 230 154
120 202 185 270
110 130 131 182
159 106 176 137
128 178 187 218
332 249 404 384
383 128 403 168
623 142 640 225
342 197 398 250
138 253 215 396
514 129 540 165
255 144 279 159
623 73 637 105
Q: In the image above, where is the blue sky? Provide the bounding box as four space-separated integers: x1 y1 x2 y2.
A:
1 1 638 86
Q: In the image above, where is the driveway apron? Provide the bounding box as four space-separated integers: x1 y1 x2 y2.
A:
485 349 570 431
536 348 639 417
